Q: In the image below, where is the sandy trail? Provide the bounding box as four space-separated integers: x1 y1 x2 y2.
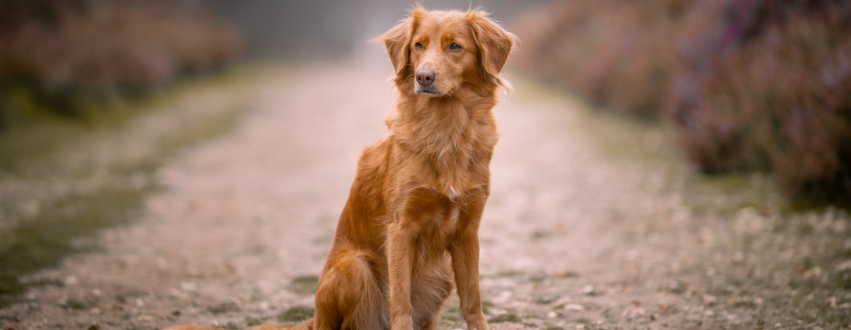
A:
1 63 843 330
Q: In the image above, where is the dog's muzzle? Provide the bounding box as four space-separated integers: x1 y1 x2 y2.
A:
416 69 435 86
415 68 441 95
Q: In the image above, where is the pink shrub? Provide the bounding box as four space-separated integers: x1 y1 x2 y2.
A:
514 0 851 199
0 0 241 97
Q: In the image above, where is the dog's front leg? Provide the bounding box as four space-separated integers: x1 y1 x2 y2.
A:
450 229 488 330
451 190 489 330
388 220 415 330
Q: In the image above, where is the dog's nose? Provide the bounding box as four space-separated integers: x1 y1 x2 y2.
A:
415 69 435 86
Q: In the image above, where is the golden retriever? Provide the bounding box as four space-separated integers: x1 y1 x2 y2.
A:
165 7 516 330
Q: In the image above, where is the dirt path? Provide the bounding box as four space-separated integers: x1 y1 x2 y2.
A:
2 63 849 330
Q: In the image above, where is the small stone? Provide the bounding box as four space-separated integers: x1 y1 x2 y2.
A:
564 304 585 311
87 322 100 330
581 285 596 296
803 266 823 278
180 282 197 292
622 306 646 318
65 276 78 285
547 311 557 318
551 297 573 308
556 271 579 278
836 260 851 271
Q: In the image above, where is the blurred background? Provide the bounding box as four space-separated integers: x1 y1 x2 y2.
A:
1 0 850 329
1 0 848 199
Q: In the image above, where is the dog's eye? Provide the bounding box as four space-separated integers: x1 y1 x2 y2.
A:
415 42 423 49
449 43 462 50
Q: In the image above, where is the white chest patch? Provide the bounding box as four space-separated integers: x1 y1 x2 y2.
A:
449 185 459 201
448 205 460 230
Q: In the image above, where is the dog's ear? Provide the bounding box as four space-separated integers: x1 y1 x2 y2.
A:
466 10 518 91
371 7 425 86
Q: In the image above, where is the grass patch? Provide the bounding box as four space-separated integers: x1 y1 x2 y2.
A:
286 275 320 295
488 313 523 323
481 299 496 315
492 270 524 278
244 316 268 327
0 62 279 307
61 299 91 310
114 290 149 304
277 305 314 323
0 315 20 322
207 302 241 315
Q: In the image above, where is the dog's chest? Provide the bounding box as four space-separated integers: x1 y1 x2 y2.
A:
447 202 461 230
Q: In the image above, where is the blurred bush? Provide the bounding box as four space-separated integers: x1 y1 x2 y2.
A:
514 0 851 199
0 0 241 113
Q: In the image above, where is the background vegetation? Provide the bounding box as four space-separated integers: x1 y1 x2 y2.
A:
513 0 851 203
0 0 241 116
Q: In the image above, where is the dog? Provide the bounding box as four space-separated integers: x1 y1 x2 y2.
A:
165 7 516 330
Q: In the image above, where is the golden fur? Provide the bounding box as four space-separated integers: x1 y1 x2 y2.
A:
164 7 516 330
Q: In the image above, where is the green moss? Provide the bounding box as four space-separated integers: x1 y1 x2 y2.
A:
286 275 320 295
114 290 149 304
489 313 523 323
481 300 496 315
835 270 851 290
244 316 266 327
222 322 240 330
277 305 314 322
62 299 90 310
0 315 20 322
0 63 275 307
492 270 524 278
532 296 554 304
208 302 241 315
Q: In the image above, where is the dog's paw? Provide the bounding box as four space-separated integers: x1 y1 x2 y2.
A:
391 317 414 330
466 315 489 330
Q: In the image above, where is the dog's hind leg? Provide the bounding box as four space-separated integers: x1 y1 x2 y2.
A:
314 247 388 330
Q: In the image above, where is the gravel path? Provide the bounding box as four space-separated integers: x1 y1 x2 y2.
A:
2 63 849 330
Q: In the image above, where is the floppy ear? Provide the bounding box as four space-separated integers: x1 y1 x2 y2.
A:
466 10 518 90
371 8 425 86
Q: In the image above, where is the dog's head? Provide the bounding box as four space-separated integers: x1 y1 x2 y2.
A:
372 7 517 96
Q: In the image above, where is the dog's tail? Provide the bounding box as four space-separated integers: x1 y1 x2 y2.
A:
162 319 313 330
259 319 313 330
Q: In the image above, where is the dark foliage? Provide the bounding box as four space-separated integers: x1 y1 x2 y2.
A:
514 0 851 200
0 0 241 113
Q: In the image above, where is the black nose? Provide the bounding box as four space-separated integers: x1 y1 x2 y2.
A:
415 69 435 86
